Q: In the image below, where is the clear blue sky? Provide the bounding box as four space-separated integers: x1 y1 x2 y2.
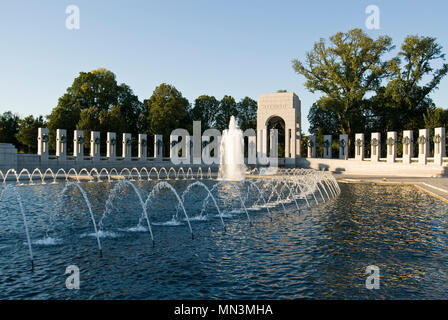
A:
1 0 447 134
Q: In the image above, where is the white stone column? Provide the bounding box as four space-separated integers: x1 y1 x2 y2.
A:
247 135 257 165
355 133 365 161
170 135 178 159
122 133 132 160
418 129 429 164
186 135 193 164
257 129 268 165
402 130 413 164
154 135 163 160
323 135 332 159
90 131 100 161
307 135 316 158
295 127 300 159
291 127 298 161
201 135 210 165
386 131 397 163
107 132 116 161
434 127 446 165
339 134 348 160
73 130 84 160
37 128 49 161
285 129 290 159
269 129 278 167
371 132 381 162
138 134 147 161
56 129 67 161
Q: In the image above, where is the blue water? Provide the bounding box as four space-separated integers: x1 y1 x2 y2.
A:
0 180 448 299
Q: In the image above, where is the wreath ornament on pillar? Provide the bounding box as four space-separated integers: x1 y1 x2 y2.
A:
41 133 49 143
386 137 396 156
355 138 363 156
323 140 330 155
418 135 427 154
434 134 441 154
340 139 346 156
371 138 379 156
403 136 411 155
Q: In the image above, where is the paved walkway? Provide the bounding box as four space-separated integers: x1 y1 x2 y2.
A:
335 174 448 203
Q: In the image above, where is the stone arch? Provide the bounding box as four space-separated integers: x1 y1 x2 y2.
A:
256 92 301 166
265 115 286 158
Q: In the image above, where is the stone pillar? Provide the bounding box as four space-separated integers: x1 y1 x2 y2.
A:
291 127 298 162
339 134 348 160
355 133 365 161
386 131 397 163
323 135 332 159
56 129 67 161
370 132 381 162
186 135 193 164
73 130 84 160
107 132 117 161
154 135 163 160
247 135 257 165
37 128 49 161
285 129 290 159
418 129 429 164
307 135 316 158
269 129 278 166
90 131 100 161
434 127 446 166
170 135 178 159
201 135 210 165
257 129 268 165
402 130 413 164
122 133 132 160
291 124 302 159
138 134 147 161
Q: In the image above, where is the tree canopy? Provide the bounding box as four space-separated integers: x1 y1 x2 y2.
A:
15 115 46 153
294 29 448 143
293 28 395 138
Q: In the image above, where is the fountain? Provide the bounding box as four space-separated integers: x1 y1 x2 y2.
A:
218 116 247 181
0 163 342 298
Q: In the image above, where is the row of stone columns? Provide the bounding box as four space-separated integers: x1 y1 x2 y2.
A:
37 128 164 161
307 127 446 165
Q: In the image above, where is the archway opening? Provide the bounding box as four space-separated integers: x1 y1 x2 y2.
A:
266 116 285 158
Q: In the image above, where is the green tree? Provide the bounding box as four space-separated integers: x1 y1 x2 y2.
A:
190 95 219 130
76 107 101 148
307 102 340 136
117 83 145 134
15 115 46 153
372 35 448 131
47 68 143 150
236 96 257 131
144 83 190 155
293 28 394 139
0 111 20 146
215 95 237 131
